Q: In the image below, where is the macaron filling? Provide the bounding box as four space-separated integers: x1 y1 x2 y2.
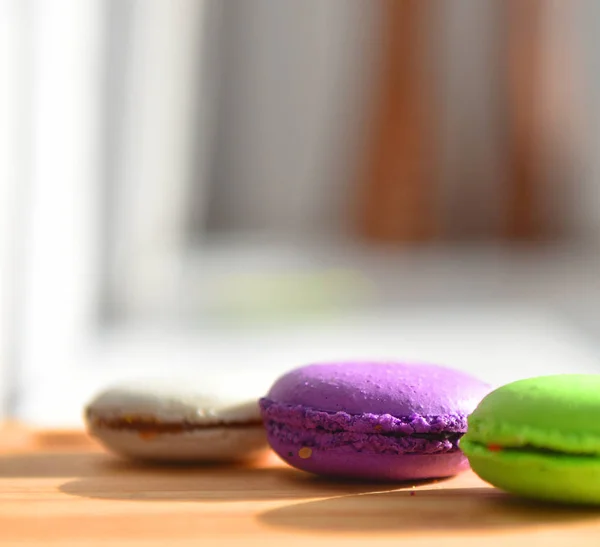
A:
88 414 262 434
463 417 600 459
462 440 600 460
260 398 467 455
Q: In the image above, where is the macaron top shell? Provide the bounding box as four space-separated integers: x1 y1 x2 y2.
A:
463 374 600 455
86 381 261 425
266 362 490 416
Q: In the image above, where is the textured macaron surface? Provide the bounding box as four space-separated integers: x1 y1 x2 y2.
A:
260 399 464 454
265 362 489 416
261 362 490 455
462 374 600 455
86 381 262 426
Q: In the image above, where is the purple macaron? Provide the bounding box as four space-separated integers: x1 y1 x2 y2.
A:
259 361 490 481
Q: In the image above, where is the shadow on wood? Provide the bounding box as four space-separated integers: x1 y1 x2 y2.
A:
59 465 406 502
0 450 279 479
258 487 600 533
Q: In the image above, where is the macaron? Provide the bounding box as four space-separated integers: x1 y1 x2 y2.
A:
461 374 600 505
259 361 490 481
85 381 268 463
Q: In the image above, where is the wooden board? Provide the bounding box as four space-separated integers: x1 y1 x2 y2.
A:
1 426 600 546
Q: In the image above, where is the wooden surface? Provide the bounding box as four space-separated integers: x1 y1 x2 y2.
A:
1 427 600 546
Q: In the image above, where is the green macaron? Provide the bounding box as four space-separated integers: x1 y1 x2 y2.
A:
460 374 600 505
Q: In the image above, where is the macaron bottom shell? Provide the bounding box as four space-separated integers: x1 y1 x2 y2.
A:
269 437 470 481
90 425 268 463
461 439 600 505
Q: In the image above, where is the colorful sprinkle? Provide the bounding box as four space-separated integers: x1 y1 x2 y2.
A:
488 444 503 452
299 447 313 459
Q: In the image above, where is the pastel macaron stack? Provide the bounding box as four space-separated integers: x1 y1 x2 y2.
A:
260 361 490 481
461 374 600 505
85 381 268 463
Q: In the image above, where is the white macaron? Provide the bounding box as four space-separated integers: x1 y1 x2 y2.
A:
84 381 268 463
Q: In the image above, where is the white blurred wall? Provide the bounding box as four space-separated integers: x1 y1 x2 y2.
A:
204 0 378 239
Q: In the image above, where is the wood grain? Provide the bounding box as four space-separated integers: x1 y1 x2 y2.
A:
1 427 600 546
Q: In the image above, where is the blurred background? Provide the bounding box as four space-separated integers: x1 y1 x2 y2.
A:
3 0 600 427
